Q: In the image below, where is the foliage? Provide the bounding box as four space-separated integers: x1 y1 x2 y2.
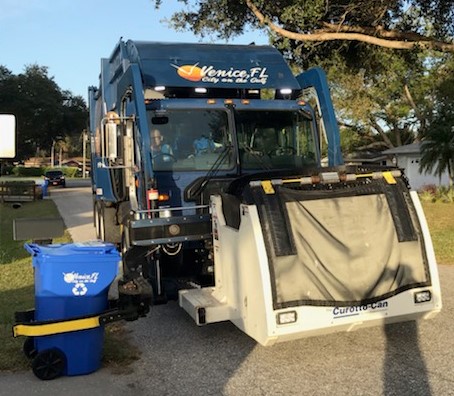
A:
153 1 454 157
420 124 454 188
419 185 454 203
0 65 87 161
8 166 81 178
418 56 454 188
12 167 45 177
153 1 454 56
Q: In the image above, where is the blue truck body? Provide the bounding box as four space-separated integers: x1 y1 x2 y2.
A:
88 39 341 302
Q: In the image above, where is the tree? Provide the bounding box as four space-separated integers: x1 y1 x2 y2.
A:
153 1 454 155
419 112 454 189
419 57 454 189
0 65 87 160
324 48 443 152
153 1 454 54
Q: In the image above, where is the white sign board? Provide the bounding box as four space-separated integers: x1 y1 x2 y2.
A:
0 114 16 158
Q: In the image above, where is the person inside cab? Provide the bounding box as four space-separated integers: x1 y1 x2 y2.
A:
150 129 173 164
193 134 216 156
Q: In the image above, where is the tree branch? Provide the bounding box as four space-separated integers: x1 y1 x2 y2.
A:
403 84 426 138
369 117 394 148
245 0 454 52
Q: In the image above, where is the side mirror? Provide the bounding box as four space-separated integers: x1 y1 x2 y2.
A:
0 114 16 158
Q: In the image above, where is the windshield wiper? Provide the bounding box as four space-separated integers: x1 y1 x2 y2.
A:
188 145 233 199
241 143 272 171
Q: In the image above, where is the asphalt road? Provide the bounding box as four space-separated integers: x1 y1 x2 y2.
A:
1 180 453 395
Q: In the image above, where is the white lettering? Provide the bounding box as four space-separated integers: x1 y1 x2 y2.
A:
197 65 268 85
63 272 99 284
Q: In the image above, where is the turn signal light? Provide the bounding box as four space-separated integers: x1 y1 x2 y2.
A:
158 193 170 202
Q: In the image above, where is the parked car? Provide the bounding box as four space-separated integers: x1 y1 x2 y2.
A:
44 170 66 187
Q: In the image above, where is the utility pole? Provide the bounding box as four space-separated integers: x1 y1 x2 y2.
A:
82 129 87 178
51 140 55 168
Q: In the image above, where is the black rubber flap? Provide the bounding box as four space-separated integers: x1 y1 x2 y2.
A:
249 179 431 309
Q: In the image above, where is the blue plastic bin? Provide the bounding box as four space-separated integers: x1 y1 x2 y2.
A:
25 242 120 376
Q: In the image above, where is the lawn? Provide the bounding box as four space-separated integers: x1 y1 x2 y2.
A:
0 199 139 372
421 201 454 265
0 199 70 370
0 198 452 372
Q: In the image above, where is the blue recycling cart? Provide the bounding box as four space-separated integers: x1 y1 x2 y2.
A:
13 242 120 380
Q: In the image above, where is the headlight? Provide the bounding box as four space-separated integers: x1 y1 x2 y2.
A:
414 290 432 304
276 310 297 325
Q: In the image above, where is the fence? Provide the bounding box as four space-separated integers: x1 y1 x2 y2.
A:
0 181 40 203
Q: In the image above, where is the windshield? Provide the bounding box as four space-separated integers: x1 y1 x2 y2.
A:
235 110 317 170
147 109 233 171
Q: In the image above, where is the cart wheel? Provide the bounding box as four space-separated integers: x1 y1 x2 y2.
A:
23 337 37 359
32 348 66 380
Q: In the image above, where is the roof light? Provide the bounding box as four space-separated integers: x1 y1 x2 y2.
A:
154 86 166 92
224 99 234 105
207 99 216 104
280 88 292 95
195 88 207 94
241 99 250 105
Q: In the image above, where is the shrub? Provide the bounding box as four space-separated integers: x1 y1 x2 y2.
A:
438 186 454 203
43 166 79 178
12 167 45 177
0 165 14 176
418 185 454 203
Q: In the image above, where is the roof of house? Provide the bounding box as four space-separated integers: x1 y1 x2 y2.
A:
382 143 421 155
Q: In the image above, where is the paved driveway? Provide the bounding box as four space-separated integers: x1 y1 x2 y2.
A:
1 182 453 395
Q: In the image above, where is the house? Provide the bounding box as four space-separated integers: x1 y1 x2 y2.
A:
382 143 450 190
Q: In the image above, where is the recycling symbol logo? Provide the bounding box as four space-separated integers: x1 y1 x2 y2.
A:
72 282 88 296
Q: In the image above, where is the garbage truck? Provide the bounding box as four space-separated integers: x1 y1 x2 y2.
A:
88 39 441 345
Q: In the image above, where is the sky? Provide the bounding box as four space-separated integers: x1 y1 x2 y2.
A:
0 0 268 101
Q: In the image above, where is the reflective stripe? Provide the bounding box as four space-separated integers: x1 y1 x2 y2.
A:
13 316 100 337
261 180 275 194
383 171 397 184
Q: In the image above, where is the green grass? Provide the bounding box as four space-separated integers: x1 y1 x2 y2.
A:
0 200 139 372
0 198 451 372
421 201 454 265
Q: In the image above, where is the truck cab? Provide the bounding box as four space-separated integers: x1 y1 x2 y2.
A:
89 40 324 301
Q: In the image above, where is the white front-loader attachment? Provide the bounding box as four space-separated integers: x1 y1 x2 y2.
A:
179 172 442 346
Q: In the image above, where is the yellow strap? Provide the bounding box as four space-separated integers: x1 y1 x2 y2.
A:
261 180 275 194
13 316 100 337
382 171 397 184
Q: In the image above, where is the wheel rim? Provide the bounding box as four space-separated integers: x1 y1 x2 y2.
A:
99 207 105 241
32 349 66 380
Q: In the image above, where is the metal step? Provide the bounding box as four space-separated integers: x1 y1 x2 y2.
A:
179 288 232 325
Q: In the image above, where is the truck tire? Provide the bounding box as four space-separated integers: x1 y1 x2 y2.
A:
101 205 121 244
94 201 102 240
